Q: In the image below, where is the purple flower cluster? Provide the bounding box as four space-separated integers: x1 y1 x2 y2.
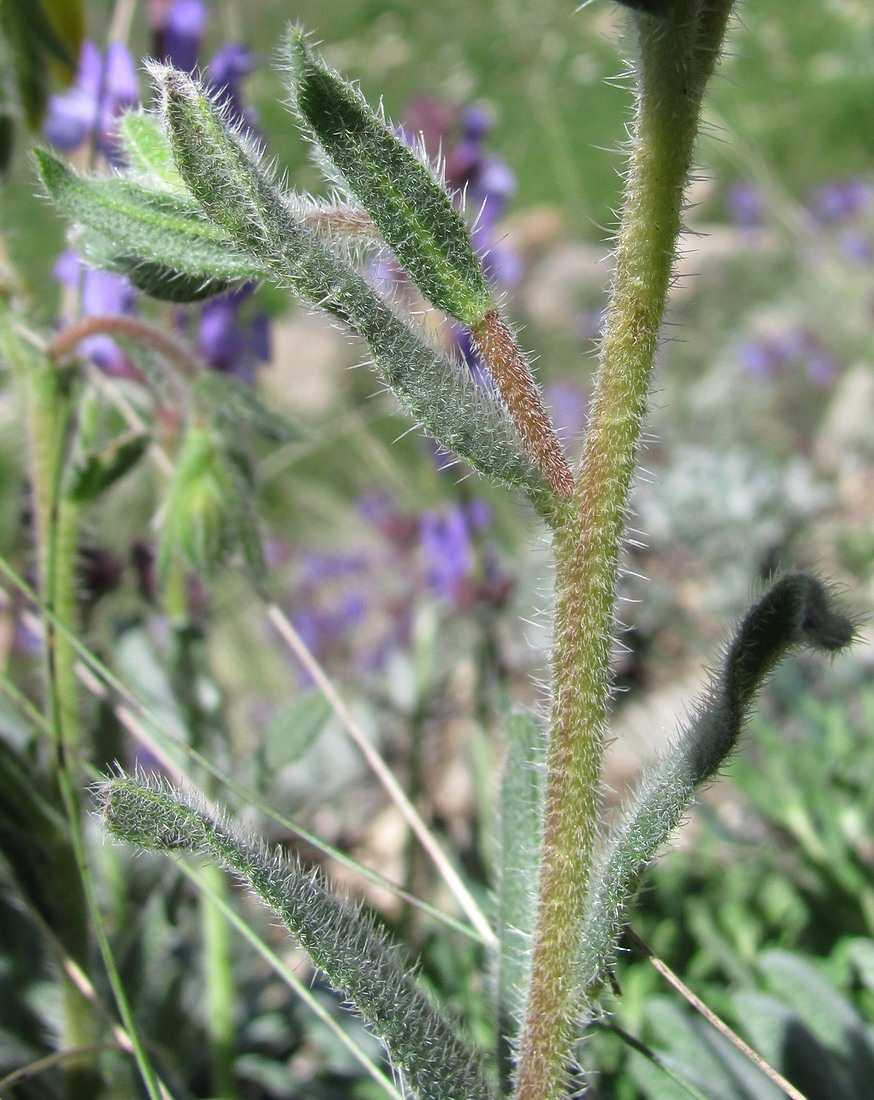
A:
44 2 269 383
44 40 138 162
739 326 836 388
283 493 514 682
725 176 874 263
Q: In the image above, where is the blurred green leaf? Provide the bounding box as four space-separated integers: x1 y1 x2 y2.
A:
730 989 855 1100
632 997 785 1100
65 431 149 503
261 691 332 772
0 0 82 168
157 427 264 584
758 950 874 1067
848 939 874 1000
195 371 308 446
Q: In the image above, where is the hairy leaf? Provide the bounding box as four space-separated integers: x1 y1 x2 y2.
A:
578 574 856 990
34 148 266 300
98 774 497 1100
284 30 493 326
153 65 555 513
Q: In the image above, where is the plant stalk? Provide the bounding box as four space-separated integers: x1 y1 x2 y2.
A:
514 4 735 1096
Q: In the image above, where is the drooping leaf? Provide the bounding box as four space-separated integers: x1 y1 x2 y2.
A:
577 575 856 992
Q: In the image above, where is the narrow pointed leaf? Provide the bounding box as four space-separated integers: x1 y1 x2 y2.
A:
98 774 497 1100
578 574 856 990
284 30 493 326
65 431 149 503
34 147 266 299
154 65 554 512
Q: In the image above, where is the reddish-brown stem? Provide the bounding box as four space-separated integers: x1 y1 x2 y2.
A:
49 315 202 379
470 310 574 499
303 205 377 237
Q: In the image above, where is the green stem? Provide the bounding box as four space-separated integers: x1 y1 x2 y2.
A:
169 620 240 1100
24 353 102 1099
514 4 735 1096
1 312 164 1099
201 861 238 1099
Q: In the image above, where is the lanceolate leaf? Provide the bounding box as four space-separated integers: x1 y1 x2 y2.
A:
98 774 498 1100
284 30 493 327
34 148 266 299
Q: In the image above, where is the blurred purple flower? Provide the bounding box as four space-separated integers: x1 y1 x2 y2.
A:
151 2 258 134
54 251 138 376
839 227 873 264
420 506 474 601
195 285 271 383
358 493 420 553
545 381 588 445
725 181 765 229
466 497 491 533
44 40 138 160
448 322 490 386
207 44 259 132
739 339 777 379
420 499 512 613
809 178 873 224
805 350 837 387
284 492 512 683
156 0 207 72
299 551 369 585
739 327 836 388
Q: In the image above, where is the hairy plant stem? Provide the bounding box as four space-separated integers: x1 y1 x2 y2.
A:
21 351 102 1099
0 312 165 1099
469 310 574 498
515 4 735 1096
49 314 202 379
